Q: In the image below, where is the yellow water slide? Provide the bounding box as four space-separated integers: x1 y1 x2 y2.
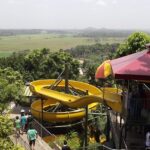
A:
30 79 122 122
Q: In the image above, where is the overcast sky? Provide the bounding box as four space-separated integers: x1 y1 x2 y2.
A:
0 0 150 29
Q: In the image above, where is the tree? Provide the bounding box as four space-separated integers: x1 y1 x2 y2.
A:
24 49 80 80
0 115 13 138
0 48 79 81
0 115 24 150
115 32 150 57
0 68 24 113
85 63 98 85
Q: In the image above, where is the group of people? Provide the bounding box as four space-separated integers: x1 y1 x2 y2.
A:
15 109 32 134
14 108 72 150
14 109 38 150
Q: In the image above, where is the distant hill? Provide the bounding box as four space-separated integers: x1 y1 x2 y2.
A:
0 28 150 37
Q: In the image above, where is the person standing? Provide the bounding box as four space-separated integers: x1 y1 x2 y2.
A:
27 110 33 126
62 140 71 150
25 112 29 131
27 125 38 150
20 109 25 116
21 113 27 133
14 116 21 136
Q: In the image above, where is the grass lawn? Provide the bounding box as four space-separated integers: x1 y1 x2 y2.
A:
0 33 125 57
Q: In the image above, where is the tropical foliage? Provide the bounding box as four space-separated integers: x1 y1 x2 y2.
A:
67 43 119 60
54 131 81 150
0 68 24 113
0 49 80 82
115 32 150 57
0 115 24 150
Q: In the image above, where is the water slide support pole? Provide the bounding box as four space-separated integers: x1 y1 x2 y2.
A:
84 90 88 150
106 109 110 141
102 80 110 141
41 97 44 137
65 63 69 93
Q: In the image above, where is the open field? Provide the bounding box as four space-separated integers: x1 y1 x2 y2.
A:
0 34 125 57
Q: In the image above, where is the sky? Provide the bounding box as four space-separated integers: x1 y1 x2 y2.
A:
0 0 150 30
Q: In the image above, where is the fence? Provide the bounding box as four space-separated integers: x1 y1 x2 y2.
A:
31 118 60 149
32 118 56 139
31 119 118 150
73 143 121 150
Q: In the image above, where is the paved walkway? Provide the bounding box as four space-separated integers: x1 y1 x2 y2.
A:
10 133 53 150
9 103 56 150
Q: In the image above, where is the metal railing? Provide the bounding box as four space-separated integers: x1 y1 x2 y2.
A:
76 143 121 150
32 118 56 139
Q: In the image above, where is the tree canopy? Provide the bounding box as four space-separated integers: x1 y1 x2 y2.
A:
0 49 80 82
0 68 23 113
0 115 24 150
115 32 150 57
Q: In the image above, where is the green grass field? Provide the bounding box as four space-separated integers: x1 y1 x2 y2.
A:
0 34 125 57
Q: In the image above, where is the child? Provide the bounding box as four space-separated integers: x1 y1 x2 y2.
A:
62 140 71 150
27 124 38 150
14 116 21 136
21 113 27 133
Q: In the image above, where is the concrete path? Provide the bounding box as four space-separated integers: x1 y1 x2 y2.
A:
9 103 54 150
10 133 53 150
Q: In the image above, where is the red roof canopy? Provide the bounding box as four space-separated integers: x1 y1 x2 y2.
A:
110 50 150 80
